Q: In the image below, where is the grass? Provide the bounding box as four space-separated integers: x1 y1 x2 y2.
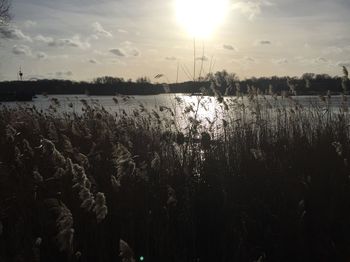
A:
0 73 350 262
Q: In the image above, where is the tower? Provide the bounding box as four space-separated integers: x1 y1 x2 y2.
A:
18 67 23 81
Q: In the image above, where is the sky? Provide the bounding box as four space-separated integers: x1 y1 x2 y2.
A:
0 0 349 82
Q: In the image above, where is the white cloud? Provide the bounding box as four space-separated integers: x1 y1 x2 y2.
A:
89 34 99 41
36 52 48 60
12 45 32 56
322 46 343 55
123 41 141 57
342 46 350 52
24 20 37 28
314 57 328 64
36 34 90 49
337 61 350 67
92 22 112 38
117 29 128 34
48 35 90 49
232 0 273 20
129 48 140 57
35 34 54 43
272 58 288 64
50 54 69 60
233 56 257 64
296 57 331 66
0 26 32 42
244 56 256 63
26 74 47 81
110 41 141 57
93 50 109 56
165 56 177 61
54 71 73 78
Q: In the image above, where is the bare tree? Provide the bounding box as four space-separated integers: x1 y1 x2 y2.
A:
0 0 11 26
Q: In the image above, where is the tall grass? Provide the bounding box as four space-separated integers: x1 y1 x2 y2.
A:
0 72 350 261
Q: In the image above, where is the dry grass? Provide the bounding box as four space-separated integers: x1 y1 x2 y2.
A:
1 74 350 261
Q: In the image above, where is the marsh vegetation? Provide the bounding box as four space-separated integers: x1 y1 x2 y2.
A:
1 69 350 262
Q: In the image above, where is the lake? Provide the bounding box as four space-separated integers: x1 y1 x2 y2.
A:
1 94 348 130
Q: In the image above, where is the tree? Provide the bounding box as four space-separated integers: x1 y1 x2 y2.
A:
136 76 150 83
301 73 315 80
315 74 331 80
206 70 239 95
93 76 124 85
0 0 11 25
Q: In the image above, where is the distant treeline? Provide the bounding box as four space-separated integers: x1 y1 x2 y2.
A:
0 71 346 96
0 79 209 96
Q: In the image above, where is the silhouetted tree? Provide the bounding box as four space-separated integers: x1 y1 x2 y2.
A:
315 74 331 80
136 76 150 84
0 0 11 25
206 70 239 95
301 73 315 80
0 72 346 97
93 76 124 85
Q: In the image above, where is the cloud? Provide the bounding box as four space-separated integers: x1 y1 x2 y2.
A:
122 41 141 57
26 74 47 81
93 50 109 56
337 61 350 67
196 55 209 61
92 22 112 38
24 20 37 28
12 45 32 56
244 56 256 63
117 29 128 34
258 40 272 45
165 56 177 61
89 34 99 41
0 26 32 42
232 56 256 64
109 48 126 56
232 0 273 20
50 54 69 60
48 36 90 49
109 42 141 57
294 56 330 66
55 71 73 78
223 44 237 51
314 57 328 64
36 52 48 60
129 48 140 57
322 46 343 55
272 58 288 64
89 59 99 64
35 34 54 43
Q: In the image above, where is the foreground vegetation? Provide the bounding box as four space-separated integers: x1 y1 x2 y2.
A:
1 71 350 262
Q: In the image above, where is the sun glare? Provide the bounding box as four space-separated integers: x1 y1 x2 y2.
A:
175 0 229 38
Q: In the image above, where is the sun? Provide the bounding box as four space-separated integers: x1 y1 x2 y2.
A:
175 0 230 38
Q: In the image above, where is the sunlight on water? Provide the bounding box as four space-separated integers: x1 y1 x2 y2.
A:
1 94 349 131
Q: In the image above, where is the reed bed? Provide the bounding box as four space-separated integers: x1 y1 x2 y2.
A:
1 79 350 262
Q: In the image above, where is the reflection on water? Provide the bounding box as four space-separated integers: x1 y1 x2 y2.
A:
1 94 349 131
